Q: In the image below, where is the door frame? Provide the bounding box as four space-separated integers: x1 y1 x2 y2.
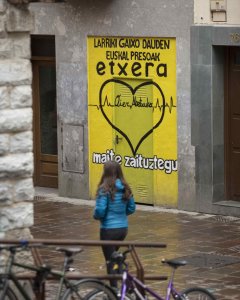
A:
32 57 58 188
224 47 230 199
224 47 240 201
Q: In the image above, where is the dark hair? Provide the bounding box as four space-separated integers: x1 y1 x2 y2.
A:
96 160 132 201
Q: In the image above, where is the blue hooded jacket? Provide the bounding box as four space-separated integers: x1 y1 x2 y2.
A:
93 179 136 229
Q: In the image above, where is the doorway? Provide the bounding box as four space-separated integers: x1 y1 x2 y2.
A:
31 35 58 188
113 78 153 204
225 47 240 201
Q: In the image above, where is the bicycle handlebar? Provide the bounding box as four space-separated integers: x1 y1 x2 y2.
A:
110 247 132 264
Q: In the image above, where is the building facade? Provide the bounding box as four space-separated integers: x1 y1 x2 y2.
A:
192 0 240 216
30 0 194 210
28 0 240 217
2 0 239 231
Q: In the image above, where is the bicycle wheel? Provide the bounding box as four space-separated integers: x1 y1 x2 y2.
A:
180 287 216 300
0 286 18 300
87 289 134 300
62 279 118 300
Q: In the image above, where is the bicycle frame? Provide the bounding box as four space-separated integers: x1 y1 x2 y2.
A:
0 271 32 300
0 248 77 300
0 249 42 300
51 267 83 299
120 269 182 300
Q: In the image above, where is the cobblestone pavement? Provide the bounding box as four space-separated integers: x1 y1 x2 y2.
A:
30 188 240 300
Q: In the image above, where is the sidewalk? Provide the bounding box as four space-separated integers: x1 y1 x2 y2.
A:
31 187 240 300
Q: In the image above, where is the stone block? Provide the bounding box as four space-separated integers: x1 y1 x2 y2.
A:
0 134 9 155
0 202 33 231
0 0 7 13
0 38 12 58
10 131 32 153
0 33 31 59
14 178 34 201
0 108 32 133
7 0 30 4
10 85 32 108
0 15 6 38
0 152 33 178
6 5 34 33
39 0 57 2
0 59 32 85
9 33 30 59
0 182 12 204
0 86 9 109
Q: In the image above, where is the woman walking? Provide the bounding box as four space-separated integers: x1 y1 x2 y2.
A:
93 160 136 287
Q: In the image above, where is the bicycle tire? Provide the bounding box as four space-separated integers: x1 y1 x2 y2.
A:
0 286 18 300
62 279 118 300
87 289 134 300
180 287 216 300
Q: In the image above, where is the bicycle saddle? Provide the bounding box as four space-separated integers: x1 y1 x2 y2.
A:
56 247 83 257
162 258 187 269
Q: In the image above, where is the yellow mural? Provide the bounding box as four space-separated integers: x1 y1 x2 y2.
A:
88 36 177 207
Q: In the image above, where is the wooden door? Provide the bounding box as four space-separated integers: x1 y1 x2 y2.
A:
32 60 58 188
225 47 240 200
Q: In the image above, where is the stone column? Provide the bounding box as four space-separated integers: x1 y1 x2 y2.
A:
0 0 34 240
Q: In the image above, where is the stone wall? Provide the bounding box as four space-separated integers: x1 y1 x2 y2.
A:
0 0 34 239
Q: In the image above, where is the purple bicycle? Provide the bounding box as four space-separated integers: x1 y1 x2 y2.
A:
110 248 216 300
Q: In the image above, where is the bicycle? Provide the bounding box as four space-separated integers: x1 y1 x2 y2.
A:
105 248 217 300
0 240 117 300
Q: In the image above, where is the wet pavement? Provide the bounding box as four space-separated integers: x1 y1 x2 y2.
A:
30 187 240 300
